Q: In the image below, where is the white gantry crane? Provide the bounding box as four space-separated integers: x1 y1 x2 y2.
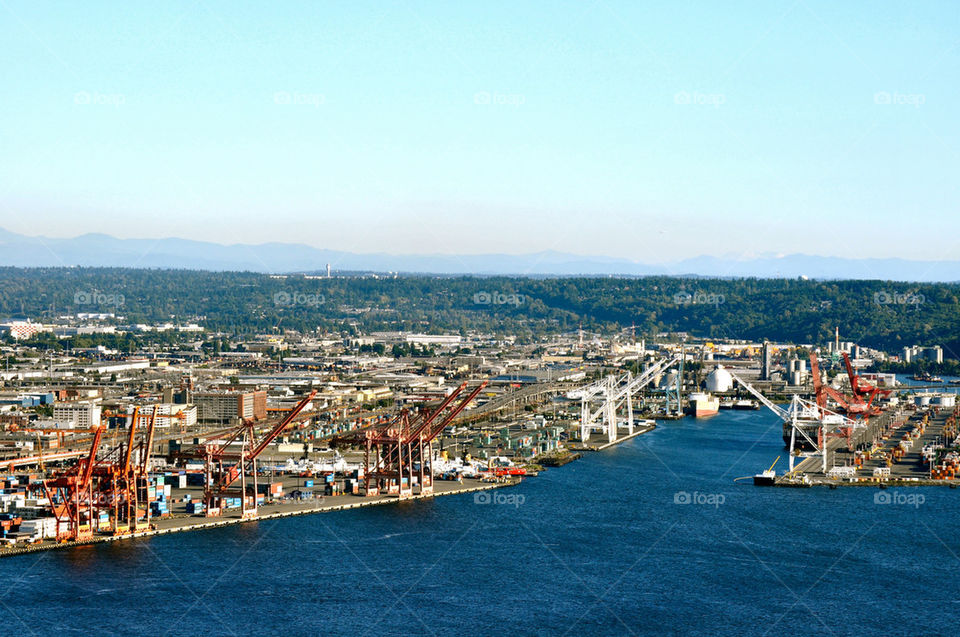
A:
728 370 860 474
572 354 680 443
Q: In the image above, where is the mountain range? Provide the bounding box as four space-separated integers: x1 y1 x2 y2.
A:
0 227 956 282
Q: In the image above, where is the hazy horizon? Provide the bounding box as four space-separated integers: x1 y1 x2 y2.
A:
2 1 958 263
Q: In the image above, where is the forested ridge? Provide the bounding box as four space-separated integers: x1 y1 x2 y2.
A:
0 268 956 354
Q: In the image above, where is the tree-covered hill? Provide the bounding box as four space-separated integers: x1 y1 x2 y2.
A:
0 268 956 355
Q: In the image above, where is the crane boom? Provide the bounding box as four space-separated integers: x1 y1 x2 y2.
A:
727 371 790 420
406 382 470 439
431 382 486 434
139 406 159 475
79 425 105 490
248 390 316 460
122 407 140 475
842 352 860 394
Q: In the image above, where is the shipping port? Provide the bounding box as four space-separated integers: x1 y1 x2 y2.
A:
2 323 957 557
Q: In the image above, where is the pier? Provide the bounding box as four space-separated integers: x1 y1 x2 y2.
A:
775 406 954 487
0 478 520 559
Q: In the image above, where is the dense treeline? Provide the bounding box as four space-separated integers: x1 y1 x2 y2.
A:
0 268 957 355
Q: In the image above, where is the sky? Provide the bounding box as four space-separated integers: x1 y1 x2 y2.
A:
1 1 958 262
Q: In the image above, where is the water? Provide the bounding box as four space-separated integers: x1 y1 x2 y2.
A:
4 410 959 636
901 375 960 392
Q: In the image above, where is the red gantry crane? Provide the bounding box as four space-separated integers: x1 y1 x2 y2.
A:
334 381 487 498
842 352 891 407
809 353 885 418
197 390 316 518
809 352 889 450
41 405 162 541
41 423 105 542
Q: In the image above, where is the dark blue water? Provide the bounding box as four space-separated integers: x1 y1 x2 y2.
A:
4 410 959 636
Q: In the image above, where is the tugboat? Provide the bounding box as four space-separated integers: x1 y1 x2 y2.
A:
753 456 780 486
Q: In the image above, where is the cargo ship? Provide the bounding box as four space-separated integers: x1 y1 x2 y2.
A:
686 392 720 418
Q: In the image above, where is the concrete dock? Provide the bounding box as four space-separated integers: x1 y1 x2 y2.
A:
0 478 519 559
775 406 954 487
570 421 657 451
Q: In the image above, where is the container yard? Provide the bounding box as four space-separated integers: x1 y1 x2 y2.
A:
0 381 535 556
0 471 518 558
774 402 960 487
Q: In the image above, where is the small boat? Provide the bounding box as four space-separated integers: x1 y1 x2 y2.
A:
719 398 737 410
753 456 780 486
733 399 760 410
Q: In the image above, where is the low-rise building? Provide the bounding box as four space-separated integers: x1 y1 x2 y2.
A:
194 390 267 424
52 401 102 429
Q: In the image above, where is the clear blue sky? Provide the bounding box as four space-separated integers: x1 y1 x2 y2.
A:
1 1 957 262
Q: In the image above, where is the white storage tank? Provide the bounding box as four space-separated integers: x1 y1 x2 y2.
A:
934 393 956 408
705 365 734 393
914 393 932 407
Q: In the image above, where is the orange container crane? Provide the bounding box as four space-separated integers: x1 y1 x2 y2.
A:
40 405 164 540
41 424 105 542
842 352 891 406
810 353 884 449
334 381 487 498
198 391 316 518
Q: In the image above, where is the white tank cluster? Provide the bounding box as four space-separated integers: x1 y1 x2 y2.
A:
935 393 957 408
705 365 734 393
914 393 957 408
